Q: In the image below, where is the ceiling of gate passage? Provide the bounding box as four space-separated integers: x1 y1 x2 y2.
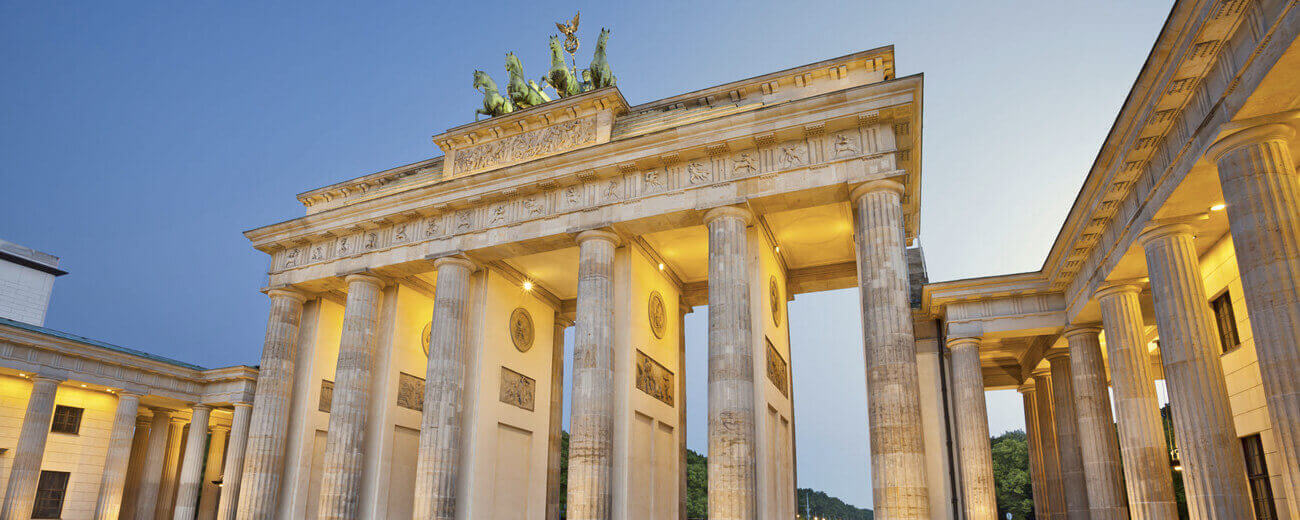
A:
502 201 858 301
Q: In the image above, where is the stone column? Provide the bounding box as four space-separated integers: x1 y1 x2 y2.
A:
545 316 568 520
1043 350 1089 519
704 207 759 520
1019 383 1050 519
1033 372 1068 520
1063 326 1128 519
1207 120 1300 510
216 403 252 520
174 404 213 519
135 410 174 520
120 415 153 520
677 305 690 520
412 257 476 520
1140 223 1253 518
93 391 142 520
237 288 308 520
157 416 188 519
947 337 996 520
317 273 385 520
1095 284 1178 519
197 424 229 520
850 180 930 518
0 375 62 520
566 229 619 520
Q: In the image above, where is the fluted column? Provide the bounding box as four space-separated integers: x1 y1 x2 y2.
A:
93 391 143 520
237 288 308 519
173 404 213 519
135 410 174 520
1063 326 1128 519
948 337 996 520
1019 382 1050 519
704 206 759 520
120 415 152 520
566 229 619 520
0 375 62 520
413 257 476 520
546 316 568 520
1207 120 1300 510
197 424 229 520
851 180 930 518
317 273 385 520
215 403 252 520
1044 350 1089 519
157 416 187 519
1095 284 1178 519
1033 372 1068 520
1140 223 1252 518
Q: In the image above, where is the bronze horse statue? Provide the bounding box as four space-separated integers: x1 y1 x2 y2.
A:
505 52 550 109
473 70 513 120
544 35 581 98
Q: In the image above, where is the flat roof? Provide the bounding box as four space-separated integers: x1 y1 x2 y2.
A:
0 238 66 276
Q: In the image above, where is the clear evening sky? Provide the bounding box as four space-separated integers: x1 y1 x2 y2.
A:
1 0 1174 510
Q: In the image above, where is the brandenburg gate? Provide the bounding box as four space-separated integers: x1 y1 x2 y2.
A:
240 44 938 520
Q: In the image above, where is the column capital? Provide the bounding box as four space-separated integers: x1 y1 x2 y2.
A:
849 179 906 203
701 205 753 226
946 335 981 350
264 286 309 303
191 403 213 413
343 271 386 288
431 255 478 272
574 228 621 246
210 424 231 433
1017 380 1036 394
232 401 253 410
1094 282 1143 301
1042 348 1070 362
1207 110 1300 160
29 373 66 385
170 416 189 426
1136 221 1196 247
1062 324 1103 339
136 416 152 426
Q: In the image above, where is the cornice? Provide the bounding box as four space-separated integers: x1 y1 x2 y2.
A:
921 271 1058 316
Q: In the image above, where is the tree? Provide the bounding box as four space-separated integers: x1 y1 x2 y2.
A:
990 429 1034 519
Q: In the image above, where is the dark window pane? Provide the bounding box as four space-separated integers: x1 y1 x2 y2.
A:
31 470 69 518
1211 292 1241 353
1241 435 1277 520
49 405 83 435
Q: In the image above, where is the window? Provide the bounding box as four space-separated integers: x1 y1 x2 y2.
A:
1242 434 1278 519
49 405 83 435
1211 291 1240 353
31 470 69 519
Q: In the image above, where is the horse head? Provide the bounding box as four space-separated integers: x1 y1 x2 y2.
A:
597 28 611 48
473 70 492 91
549 35 563 55
505 52 523 76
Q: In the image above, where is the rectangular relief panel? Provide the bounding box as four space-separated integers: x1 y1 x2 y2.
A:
499 366 536 411
318 380 334 413
635 350 675 406
765 338 789 397
397 372 425 412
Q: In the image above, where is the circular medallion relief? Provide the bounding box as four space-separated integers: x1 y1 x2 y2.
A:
769 276 781 327
422 322 432 357
509 307 535 352
648 290 667 339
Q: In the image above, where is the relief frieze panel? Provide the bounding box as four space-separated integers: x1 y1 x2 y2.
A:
499 366 536 411
270 122 900 273
635 350 674 406
453 116 598 175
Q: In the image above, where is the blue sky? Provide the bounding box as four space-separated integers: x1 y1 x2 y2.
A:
1 0 1174 509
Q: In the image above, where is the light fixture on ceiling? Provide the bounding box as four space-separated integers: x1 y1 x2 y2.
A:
1210 203 1227 211
774 245 781 253
657 262 665 271
522 280 534 291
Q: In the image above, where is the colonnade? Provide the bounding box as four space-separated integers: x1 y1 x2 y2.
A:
951 120 1300 519
0 378 252 520
221 178 923 520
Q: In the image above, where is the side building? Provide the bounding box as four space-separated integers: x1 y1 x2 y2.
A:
0 240 257 520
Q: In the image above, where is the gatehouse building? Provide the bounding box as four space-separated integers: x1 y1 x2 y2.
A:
1 1 1298 519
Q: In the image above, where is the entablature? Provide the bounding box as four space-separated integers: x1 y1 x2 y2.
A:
247 75 923 289
0 321 258 406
